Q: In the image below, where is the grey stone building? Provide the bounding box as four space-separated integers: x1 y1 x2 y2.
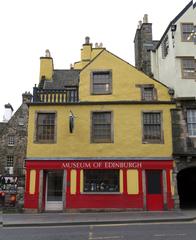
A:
133 14 158 76
134 2 196 209
0 92 32 179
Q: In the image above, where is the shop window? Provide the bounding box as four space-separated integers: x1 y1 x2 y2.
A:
36 112 56 143
187 109 196 137
181 23 194 42
8 135 15 146
181 58 196 79
91 112 113 143
91 71 112 94
83 170 119 192
142 112 163 143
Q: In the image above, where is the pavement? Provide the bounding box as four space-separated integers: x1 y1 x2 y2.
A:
1 210 196 227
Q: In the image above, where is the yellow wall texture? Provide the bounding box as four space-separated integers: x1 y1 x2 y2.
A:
27 45 175 159
27 103 174 158
79 50 171 102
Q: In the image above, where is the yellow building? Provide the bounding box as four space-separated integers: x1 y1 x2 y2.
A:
25 37 175 212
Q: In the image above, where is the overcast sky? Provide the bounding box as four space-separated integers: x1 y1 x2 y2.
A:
0 0 192 119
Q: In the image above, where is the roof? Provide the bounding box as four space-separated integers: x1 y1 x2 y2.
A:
155 1 194 49
41 69 80 90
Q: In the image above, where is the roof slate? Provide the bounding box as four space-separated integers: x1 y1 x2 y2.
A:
43 69 80 90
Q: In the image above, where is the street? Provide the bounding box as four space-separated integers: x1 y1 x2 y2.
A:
1 221 196 240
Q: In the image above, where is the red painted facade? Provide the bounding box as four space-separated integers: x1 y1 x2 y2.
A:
24 159 174 211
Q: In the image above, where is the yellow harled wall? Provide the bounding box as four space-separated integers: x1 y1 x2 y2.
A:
27 45 175 159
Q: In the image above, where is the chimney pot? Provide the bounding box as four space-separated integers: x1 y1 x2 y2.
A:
45 49 51 57
143 14 148 23
85 36 90 44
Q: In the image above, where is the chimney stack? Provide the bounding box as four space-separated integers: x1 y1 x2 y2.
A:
22 91 32 103
3 103 14 122
143 14 148 23
39 49 53 81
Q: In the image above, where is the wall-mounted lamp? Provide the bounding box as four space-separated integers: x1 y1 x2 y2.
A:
69 111 75 133
171 24 177 41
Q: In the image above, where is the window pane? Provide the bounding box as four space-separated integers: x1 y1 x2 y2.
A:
187 110 196 136
8 135 15 145
182 23 194 41
143 87 154 101
92 71 111 94
36 113 55 141
92 112 112 142
7 156 14 167
84 170 119 192
143 113 162 142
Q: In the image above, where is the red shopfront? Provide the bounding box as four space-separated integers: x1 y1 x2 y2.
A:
24 159 174 212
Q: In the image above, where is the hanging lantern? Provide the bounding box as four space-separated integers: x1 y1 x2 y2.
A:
69 111 74 133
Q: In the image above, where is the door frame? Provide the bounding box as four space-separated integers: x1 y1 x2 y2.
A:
45 170 66 211
145 169 164 211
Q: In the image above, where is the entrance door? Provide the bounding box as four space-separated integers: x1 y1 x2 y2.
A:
146 170 164 211
45 171 64 211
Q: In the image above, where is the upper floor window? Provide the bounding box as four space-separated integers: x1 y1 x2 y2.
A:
181 58 196 79
36 113 56 143
7 155 14 167
162 35 169 58
91 112 113 143
141 85 157 101
8 135 15 146
181 23 194 42
142 112 163 143
187 109 196 137
91 71 112 95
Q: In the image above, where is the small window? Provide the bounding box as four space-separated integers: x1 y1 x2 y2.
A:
7 156 14 167
36 113 56 143
187 109 196 137
83 170 119 192
143 112 163 143
91 112 112 143
181 23 194 42
162 35 169 58
91 71 112 94
181 58 196 79
8 135 15 146
18 117 25 126
142 86 157 101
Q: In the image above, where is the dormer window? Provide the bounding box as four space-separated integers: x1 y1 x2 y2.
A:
91 71 112 95
141 85 157 101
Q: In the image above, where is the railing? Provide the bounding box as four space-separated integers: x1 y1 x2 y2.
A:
33 86 79 103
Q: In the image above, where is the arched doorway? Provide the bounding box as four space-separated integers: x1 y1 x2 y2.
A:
177 167 196 209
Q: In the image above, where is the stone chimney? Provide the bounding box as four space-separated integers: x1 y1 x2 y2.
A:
143 14 148 23
81 36 92 61
22 91 32 103
3 103 14 122
39 49 54 81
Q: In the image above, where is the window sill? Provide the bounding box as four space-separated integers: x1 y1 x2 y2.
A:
81 192 122 195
